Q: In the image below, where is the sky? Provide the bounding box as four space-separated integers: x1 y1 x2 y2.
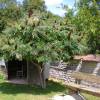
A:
17 0 75 16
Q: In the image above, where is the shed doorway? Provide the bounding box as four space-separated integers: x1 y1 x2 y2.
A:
7 60 27 80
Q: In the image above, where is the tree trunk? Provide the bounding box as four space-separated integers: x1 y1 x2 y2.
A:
27 61 46 88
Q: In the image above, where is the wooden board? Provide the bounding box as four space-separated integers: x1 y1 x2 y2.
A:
49 78 100 97
66 82 100 97
71 72 100 84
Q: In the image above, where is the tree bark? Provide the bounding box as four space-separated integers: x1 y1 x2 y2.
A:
27 61 46 88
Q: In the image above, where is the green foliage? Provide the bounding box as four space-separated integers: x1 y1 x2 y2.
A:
0 13 81 63
0 0 23 32
0 0 85 64
23 0 46 12
73 0 100 54
0 18 6 32
0 70 6 80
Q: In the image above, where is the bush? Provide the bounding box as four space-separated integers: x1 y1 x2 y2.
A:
0 70 6 81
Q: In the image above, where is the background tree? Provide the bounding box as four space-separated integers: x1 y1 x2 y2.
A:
73 0 100 54
0 0 22 32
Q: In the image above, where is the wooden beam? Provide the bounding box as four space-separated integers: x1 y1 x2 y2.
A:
71 72 100 84
66 82 100 97
49 78 100 97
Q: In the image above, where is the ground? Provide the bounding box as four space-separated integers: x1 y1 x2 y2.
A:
0 79 100 100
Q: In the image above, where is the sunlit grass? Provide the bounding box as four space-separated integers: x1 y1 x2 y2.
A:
82 93 100 100
0 78 100 100
0 79 66 100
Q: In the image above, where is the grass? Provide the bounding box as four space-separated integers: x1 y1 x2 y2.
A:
82 93 100 100
0 79 67 100
0 79 100 100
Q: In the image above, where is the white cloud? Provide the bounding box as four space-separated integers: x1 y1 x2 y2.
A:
44 0 63 6
68 5 73 9
17 0 23 4
54 9 66 16
47 6 66 16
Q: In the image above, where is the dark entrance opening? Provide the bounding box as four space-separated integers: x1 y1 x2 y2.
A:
7 59 27 80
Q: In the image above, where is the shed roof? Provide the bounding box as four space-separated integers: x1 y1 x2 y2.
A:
74 54 100 62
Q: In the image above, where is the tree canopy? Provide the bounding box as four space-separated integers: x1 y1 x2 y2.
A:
0 0 99 65
74 0 100 53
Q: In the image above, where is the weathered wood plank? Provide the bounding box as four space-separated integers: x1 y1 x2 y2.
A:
71 72 100 84
49 78 100 97
66 82 100 97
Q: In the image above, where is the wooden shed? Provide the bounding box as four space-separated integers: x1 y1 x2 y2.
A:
0 59 50 88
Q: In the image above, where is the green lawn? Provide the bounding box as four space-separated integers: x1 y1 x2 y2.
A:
0 79 67 100
0 79 99 100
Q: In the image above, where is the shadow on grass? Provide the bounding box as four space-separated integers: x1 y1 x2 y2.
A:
0 80 66 95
